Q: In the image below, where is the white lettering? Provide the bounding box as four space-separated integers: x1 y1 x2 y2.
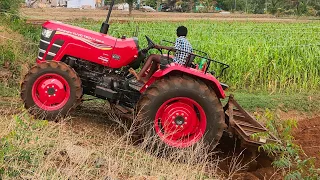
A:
57 28 104 44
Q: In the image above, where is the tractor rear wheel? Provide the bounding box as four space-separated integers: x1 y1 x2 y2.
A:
20 61 82 120
136 75 225 153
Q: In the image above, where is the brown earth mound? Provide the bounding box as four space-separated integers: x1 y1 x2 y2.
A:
293 117 320 167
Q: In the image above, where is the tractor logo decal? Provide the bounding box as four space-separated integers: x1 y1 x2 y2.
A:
56 30 112 51
112 54 120 60
98 56 109 63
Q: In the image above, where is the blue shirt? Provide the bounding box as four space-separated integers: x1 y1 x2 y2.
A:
173 36 193 65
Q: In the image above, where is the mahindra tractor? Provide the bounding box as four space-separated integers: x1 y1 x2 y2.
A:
20 0 278 157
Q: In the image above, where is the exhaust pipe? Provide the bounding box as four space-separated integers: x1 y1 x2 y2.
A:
100 0 116 34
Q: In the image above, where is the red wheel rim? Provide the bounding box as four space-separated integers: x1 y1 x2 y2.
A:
32 73 70 111
154 97 207 148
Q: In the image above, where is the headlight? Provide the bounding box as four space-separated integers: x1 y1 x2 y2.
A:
42 29 53 38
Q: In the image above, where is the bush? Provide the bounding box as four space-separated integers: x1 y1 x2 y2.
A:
307 7 317 16
0 0 22 14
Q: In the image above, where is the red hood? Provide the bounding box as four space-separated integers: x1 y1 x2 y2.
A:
42 20 117 44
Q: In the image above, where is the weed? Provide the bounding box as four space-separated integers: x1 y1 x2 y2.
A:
254 109 320 179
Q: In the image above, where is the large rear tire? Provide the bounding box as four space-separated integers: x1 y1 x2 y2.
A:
20 61 82 120
136 75 225 154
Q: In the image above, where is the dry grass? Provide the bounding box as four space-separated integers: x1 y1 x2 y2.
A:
0 101 258 180
0 106 228 179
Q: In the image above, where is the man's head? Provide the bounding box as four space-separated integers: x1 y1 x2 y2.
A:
176 26 188 37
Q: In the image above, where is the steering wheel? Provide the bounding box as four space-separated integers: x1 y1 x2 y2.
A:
145 35 156 50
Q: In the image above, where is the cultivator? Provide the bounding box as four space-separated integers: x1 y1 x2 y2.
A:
223 95 279 148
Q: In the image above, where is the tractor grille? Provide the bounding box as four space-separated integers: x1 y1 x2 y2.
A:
38 28 64 61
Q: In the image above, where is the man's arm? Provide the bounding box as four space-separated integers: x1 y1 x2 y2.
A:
155 38 181 51
155 45 176 52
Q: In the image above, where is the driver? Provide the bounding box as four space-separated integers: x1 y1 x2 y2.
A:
129 26 193 83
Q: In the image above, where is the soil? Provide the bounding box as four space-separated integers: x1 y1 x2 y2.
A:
293 116 320 168
20 7 317 23
230 116 320 179
215 134 282 180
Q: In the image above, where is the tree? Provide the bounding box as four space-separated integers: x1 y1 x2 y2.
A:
145 0 157 9
268 0 285 14
247 0 265 14
127 0 135 15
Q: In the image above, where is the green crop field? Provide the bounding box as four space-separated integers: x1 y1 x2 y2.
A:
71 20 320 93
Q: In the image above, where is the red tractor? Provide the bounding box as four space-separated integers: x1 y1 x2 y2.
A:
20 0 277 154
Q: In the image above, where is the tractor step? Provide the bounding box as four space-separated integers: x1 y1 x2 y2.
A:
95 86 118 99
223 94 279 148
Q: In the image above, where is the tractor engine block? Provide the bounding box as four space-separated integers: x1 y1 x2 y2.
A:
63 56 140 109
64 56 122 95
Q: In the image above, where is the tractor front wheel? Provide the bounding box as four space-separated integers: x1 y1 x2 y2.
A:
136 75 225 153
20 61 82 120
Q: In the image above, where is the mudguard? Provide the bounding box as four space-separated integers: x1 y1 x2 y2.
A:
140 63 226 99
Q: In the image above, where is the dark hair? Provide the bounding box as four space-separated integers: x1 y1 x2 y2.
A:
176 26 188 37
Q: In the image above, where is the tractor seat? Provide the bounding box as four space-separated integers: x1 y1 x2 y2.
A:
185 54 196 67
160 53 196 69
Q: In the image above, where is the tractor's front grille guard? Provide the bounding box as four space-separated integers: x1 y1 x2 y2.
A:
159 40 230 78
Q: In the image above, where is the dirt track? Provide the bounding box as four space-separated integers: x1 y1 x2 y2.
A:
20 7 318 23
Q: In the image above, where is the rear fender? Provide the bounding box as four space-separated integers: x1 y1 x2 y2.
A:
140 64 226 99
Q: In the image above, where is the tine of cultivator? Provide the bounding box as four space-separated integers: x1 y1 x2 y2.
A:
224 94 279 148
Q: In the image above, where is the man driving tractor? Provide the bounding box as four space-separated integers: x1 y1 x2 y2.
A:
129 26 193 83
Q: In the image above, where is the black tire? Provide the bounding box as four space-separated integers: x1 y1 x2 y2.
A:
20 61 82 120
135 75 225 154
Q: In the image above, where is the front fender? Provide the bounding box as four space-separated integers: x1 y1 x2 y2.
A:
140 64 226 99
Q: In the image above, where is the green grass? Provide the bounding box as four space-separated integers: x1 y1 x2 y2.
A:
225 91 320 112
70 20 320 93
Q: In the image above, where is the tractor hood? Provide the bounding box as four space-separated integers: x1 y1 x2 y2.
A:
39 20 139 68
42 20 118 44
